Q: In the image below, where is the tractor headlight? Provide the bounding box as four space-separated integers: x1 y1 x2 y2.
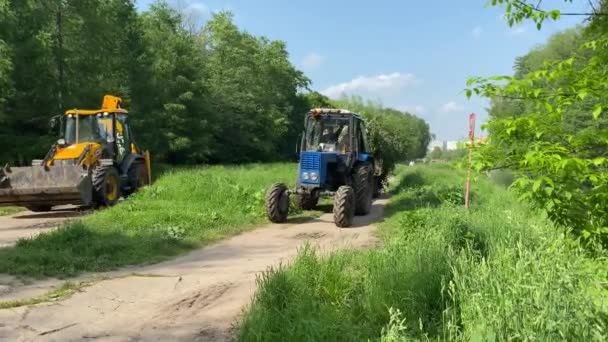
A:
310 172 318 181
302 172 310 180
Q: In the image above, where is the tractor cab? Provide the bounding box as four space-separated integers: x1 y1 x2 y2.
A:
56 95 138 164
303 111 353 154
297 108 372 192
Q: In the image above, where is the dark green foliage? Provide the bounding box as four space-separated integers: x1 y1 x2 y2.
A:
0 1 430 166
469 2 608 245
331 95 432 179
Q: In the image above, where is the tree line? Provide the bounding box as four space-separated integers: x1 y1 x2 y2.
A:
468 0 608 246
0 0 430 166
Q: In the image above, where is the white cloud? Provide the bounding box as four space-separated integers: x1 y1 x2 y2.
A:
321 72 417 99
174 0 209 16
173 0 209 31
507 25 527 36
472 26 483 38
301 52 324 70
186 2 208 15
399 105 425 115
440 101 464 113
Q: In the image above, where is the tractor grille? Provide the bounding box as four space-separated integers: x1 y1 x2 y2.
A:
300 153 320 170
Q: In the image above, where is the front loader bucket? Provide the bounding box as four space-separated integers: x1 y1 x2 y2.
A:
0 165 93 208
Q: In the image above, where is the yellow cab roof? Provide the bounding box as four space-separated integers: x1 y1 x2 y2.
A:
64 95 127 116
64 108 129 116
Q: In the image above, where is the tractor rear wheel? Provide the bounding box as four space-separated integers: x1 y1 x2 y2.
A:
297 192 318 210
26 205 52 212
372 176 383 199
266 183 289 223
333 185 355 228
125 162 148 197
353 164 373 215
92 165 121 208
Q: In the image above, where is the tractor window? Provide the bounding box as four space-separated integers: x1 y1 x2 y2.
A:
64 115 103 144
305 116 350 152
357 120 369 153
115 114 131 161
97 115 114 141
361 121 370 153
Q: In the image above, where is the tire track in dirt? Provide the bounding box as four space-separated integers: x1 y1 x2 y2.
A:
0 196 389 342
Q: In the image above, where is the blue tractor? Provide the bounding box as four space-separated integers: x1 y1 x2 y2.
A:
265 108 382 227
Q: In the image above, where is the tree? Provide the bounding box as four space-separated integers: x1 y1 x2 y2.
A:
0 0 13 116
201 11 310 163
0 0 144 164
134 2 216 164
467 0 608 245
429 146 443 160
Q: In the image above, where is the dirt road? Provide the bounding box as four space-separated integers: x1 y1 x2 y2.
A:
0 197 388 342
0 207 88 247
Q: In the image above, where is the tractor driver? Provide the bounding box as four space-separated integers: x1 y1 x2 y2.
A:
337 124 350 152
320 128 337 144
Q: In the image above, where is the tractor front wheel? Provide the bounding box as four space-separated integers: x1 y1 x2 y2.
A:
372 176 383 199
354 164 373 215
125 163 149 197
266 183 289 223
93 165 121 208
333 185 355 228
297 192 318 210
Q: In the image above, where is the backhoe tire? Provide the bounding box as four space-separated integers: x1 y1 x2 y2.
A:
333 185 355 228
125 163 148 197
26 205 52 213
353 164 373 215
92 165 121 208
297 192 318 210
266 183 289 223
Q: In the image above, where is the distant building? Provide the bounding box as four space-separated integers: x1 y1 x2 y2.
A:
428 140 460 152
446 141 459 150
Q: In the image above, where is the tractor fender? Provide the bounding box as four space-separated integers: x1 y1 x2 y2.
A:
120 153 145 176
357 153 372 163
355 154 375 171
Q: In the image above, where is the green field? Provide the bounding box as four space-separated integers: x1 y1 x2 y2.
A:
0 163 319 278
237 164 608 341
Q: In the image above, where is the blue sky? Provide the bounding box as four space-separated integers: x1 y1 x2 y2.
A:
137 0 591 141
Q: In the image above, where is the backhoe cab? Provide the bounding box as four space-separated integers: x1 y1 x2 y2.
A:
0 95 152 212
265 108 383 228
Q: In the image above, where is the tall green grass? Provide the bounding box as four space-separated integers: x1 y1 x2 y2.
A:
237 164 608 341
0 163 307 278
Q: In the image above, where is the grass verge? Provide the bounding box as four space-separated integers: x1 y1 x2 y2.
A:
0 207 23 216
0 163 319 278
237 164 608 341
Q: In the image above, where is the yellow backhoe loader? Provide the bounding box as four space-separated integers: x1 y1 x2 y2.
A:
0 95 152 211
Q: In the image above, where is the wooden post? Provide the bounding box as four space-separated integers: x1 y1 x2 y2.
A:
465 113 475 209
